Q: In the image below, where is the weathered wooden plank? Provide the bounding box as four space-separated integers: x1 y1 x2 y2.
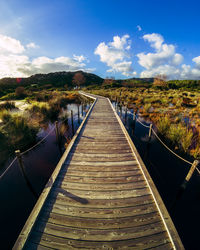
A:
65 159 137 165
26 231 171 250
57 180 147 191
55 174 144 184
42 201 156 218
57 164 139 172
68 156 135 162
33 221 165 241
14 94 183 250
38 211 161 229
59 169 142 178
52 187 151 200
47 193 153 208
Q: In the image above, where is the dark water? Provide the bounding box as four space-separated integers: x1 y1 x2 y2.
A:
0 103 90 250
115 104 200 250
1 100 199 249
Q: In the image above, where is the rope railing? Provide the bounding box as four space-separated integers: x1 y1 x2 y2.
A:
0 156 17 180
135 117 151 129
21 125 56 156
0 104 88 181
119 106 200 175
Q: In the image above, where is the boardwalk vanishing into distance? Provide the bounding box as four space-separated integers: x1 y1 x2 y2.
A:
14 93 184 249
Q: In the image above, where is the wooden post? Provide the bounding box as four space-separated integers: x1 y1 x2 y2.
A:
149 124 153 138
55 121 60 143
71 110 74 136
116 101 118 113
133 112 135 121
181 160 199 189
81 103 83 116
171 160 199 210
15 150 38 198
125 105 127 124
78 104 80 124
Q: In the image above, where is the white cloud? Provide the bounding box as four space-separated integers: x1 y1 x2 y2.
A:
73 54 87 63
138 33 183 72
26 42 39 49
192 56 200 68
94 34 136 77
137 25 142 31
137 33 191 79
0 34 25 54
143 33 164 51
0 33 91 78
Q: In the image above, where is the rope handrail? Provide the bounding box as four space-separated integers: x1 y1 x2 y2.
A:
21 125 56 155
0 156 17 179
152 128 193 166
0 101 89 182
124 107 200 174
135 117 151 128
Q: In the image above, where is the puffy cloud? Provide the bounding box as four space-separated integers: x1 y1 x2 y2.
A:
73 54 87 63
26 42 39 49
94 34 136 76
140 65 181 79
107 61 136 77
143 33 164 51
0 34 91 78
0 34 25 54
192 56 200 68
137 33 188 79
137 34 183 72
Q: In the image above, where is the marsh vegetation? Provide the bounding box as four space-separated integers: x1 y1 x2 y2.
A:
0 90 88 169
88 87 200 159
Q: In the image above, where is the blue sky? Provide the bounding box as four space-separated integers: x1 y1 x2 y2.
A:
0 0 200 79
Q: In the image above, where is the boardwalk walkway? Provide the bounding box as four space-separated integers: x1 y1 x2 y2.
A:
14 94 183 249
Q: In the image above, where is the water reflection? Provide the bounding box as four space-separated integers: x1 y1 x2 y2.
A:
0 101 91 250
113 102 200 250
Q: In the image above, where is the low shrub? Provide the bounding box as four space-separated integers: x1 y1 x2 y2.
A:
157 115 171 135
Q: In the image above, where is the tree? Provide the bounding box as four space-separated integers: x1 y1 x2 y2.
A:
15 86 26 98
72 73 86 88
153 74 167 89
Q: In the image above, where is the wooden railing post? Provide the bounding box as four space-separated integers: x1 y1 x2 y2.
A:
133 112 135 121
71 110 74 136
81 103 83 117
120 102 122 117
149 124 153 138
125 105 127 124
181 160 199 189
55 121 60 143
15 150 38 198
78 104 80 124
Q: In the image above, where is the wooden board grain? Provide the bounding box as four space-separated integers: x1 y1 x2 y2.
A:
14 93 183 250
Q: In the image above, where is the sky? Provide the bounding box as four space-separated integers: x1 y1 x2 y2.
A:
0 0 200 80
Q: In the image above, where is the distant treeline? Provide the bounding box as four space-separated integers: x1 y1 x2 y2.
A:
0 71 200 98
167 79 200 90
0 71 104 97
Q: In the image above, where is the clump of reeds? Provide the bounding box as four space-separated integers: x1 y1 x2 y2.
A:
0 101 16 110
0 113 38 151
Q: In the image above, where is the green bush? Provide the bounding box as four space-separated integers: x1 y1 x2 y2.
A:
157 115 171 135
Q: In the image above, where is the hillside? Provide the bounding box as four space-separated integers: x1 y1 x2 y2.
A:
0 71 104 96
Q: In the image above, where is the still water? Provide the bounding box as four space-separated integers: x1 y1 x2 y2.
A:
0 103 90 249
1 100 200 249
116 104 200 250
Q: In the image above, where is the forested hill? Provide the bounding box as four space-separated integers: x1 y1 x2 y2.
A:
0 71 104 93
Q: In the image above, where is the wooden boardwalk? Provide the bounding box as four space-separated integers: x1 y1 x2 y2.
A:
14 94 184 249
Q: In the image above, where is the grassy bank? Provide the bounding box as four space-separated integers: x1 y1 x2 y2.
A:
0 90 88 169
87 87 200 159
